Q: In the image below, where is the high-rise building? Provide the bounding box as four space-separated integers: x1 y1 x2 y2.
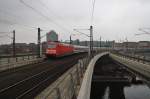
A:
46 30 58 42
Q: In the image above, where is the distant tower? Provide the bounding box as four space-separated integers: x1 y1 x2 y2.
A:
46 30 58 42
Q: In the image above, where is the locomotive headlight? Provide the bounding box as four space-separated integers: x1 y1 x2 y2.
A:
46 49 56 53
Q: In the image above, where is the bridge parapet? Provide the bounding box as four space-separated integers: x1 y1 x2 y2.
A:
110 53 150 81
35 57 90 99
0 55 44 71
35 52 109 99
77 52 109 99
111 52 150 65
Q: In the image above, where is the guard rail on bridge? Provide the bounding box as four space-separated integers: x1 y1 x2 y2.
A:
110 53 150 84
0 54 44 71
112 52 150 64
0 53 38 58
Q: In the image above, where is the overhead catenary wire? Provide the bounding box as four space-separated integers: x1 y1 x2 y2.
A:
0 35 6 38
139 28 150 30
0 18 38 31
38 0 74 32
0 10 38 30
135 28 150 35
135 33 150 36
0 34 13 39
73 29 90 37
0 31 13 39
0 19 14 25
38 0 63 20
38 0 72 32
135 32 150 36
0 10 52 32
0 31 12 34
20 0 71 33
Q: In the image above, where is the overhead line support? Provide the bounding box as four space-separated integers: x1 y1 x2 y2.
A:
37 28 41 58
13 30 16 57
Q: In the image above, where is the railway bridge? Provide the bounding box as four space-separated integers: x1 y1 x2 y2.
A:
0 51 150 98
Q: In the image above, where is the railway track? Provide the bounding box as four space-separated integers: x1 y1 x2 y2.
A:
0 52 87 98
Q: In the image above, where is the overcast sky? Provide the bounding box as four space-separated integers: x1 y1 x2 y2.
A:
0 0 150 44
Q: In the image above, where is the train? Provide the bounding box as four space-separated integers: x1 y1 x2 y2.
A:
45 41 74 57
45 30 89 58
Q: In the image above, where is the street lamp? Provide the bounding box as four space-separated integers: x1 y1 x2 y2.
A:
73 29 90 37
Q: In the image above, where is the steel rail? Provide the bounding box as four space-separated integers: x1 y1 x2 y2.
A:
16 61 76 98
0 53 85 98
0 64 52 93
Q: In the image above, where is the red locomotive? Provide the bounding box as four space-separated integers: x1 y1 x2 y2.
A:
45 30 87 57
46 41 74 57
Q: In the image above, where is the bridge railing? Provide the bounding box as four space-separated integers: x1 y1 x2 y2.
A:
112 51 150 64
0 54 44 71
0 53 38 58
110 53 150 81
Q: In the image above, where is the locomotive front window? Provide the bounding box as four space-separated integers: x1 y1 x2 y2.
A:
48 44 56 48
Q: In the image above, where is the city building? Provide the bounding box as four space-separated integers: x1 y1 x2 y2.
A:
138 41 150 48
